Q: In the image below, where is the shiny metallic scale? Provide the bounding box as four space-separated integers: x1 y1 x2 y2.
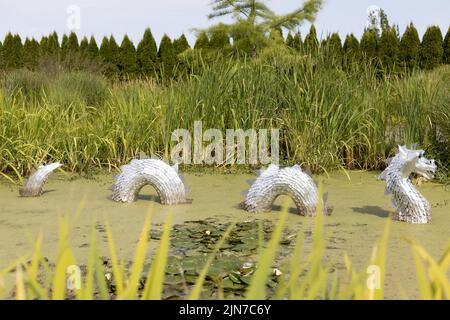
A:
111 158 189 204
379 145 437 224
19 162 63 197
240 164 330 216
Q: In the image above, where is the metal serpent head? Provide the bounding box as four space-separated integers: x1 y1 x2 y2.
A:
398 145 437 180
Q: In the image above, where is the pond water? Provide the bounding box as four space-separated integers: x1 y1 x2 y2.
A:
0 171 449 299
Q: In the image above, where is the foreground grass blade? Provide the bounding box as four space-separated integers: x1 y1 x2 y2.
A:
246 207 289 300
142 214 173 300
52 217 77 300
105 222 124 296
118 210 152 299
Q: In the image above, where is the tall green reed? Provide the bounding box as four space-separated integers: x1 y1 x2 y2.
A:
0 58 448 181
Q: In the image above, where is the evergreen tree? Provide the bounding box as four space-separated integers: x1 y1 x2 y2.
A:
304 25 319 52
443 27 450 64
3 33 23 69
137 28 158 76
108 35 120 67
285 33 294 48
13 34 24 68
39 36 49 56
173 34 190 54
23 38 41 70
99 36 109 60
173 34 191 77
292 32 302 51
87 36 99 59
209 27 231 50
328 33 343 58
0 40 3 69
119 35 137 76
194 32 209 50
269 28 284 46
60 34 69 58
379 9 391 34
378 28 399 70
360 30 378 60
99 36 119 77
158 34 177 79
420 26 443 70
79 36 89 53
47 32 60 56
206 0 323 56
67 32 79 52
343 33 360 60
61 32 79 59
399 23 420 69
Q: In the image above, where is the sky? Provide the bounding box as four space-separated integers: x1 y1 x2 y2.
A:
0 0 449 46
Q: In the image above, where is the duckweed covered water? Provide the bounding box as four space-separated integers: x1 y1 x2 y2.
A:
0 171 449 299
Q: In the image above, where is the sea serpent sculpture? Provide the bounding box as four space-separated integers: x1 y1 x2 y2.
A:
379 145 437 224
240 164 331 216
111 158 189 204
19 162 63 197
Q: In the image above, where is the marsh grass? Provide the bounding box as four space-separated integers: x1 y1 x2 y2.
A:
0 55 449 182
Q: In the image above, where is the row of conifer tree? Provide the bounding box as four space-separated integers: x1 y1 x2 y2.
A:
0 23 449 79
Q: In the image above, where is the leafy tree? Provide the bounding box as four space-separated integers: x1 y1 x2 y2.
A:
378 28 399 70
420 26 443 70
366 7 398 41
194 32 210 50
3 33 23 69
205 0 323 56
23 38 41 70
443 27 450 64
158 34 177 79
209 25 231 50
360 30 378 60
399 23 420 69
366 7 381 37
119 35 137 76
304 25 319 53
173 34 190 54
343 33 360 60
137 28 158 76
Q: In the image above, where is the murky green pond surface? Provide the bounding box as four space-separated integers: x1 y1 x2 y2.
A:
0 171 449 299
